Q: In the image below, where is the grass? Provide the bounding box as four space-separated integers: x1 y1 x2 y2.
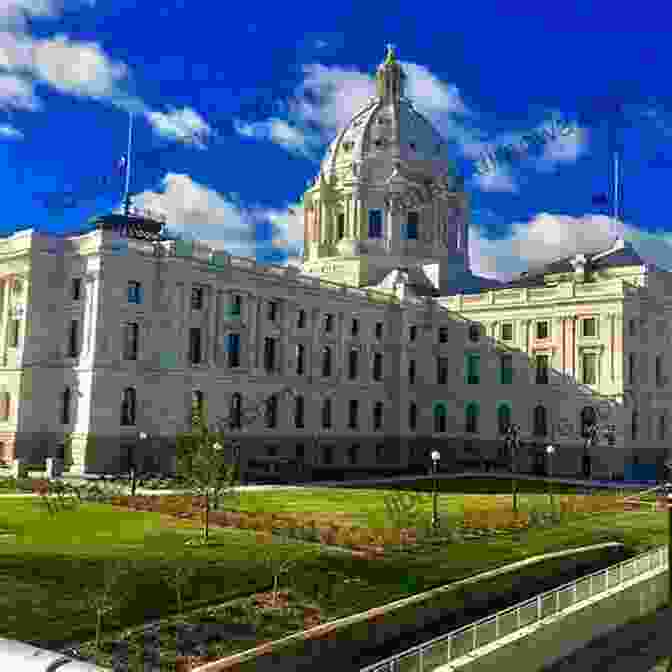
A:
0 477 666 670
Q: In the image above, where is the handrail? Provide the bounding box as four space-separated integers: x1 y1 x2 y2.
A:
360 544 667 671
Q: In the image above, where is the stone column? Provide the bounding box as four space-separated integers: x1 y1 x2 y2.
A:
311 307 321 380
206 286 217 367
0 278 10 366
181 283 190 366
214 290 223 367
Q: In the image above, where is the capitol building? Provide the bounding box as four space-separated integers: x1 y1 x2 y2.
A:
0 46 669 481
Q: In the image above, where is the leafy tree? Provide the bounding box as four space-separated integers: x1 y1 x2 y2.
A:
175 399 239 544
383 489 425 541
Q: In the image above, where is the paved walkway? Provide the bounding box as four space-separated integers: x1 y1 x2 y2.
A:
0 471 654 497
542 607 672 672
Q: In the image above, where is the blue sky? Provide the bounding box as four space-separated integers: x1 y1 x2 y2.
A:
3 0 672 280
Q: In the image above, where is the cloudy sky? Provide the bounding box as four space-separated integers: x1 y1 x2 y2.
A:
2 0 672 279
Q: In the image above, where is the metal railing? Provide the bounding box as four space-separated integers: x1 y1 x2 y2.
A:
361 545 667 672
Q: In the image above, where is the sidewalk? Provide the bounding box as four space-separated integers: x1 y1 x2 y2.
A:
0 471 652 497
542 607 672 672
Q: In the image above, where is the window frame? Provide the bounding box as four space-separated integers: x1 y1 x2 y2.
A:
67 319 79 358
348 348 358 380
123 322 139 361
500 353 513 384
368 209 383 239
120 387 137 426
535 353 549 384
581 351 598 385
501 322 513 341
191 286 204 310
582 317 597 338
437 356 449 385
372 352 383 381
189 327 202 365
127 281 142 305
227 333 241 368
294 395 304 428
71 277 82 301
348 399 359 429
536 320 549 340
373 401 384 431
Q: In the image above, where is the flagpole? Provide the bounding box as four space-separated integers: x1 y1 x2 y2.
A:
123 111 133 217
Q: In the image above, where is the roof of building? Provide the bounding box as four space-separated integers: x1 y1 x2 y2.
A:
500 238 648 288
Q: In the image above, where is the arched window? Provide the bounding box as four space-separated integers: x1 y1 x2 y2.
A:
322 346 332 377
230 393 242 429
465 402 479 433
533 405 547 437
121 387 136 426
61 386 71 425
498 404 511 435
581 406 597 437
434 403 447 433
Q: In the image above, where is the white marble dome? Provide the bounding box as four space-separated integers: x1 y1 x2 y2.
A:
319 46 460 186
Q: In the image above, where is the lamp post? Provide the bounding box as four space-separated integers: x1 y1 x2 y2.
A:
546 445 555 514
431 450 441 531
505 424 520 513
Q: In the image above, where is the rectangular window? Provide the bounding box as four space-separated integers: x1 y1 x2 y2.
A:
322 445 333 465
337 213 345 240
9 319 20 348
296 444 305 460
500 354 513 384
227 333 241 368
68 320 78 357
348 444 359 465
351 318 359 336
437 357 448 385
348 400 359 429
72 278 82 301
629 319 637 337
536 321 549 340
375 443 385 463
191 287 204 310
294 396 304 428
536 354 549 384
373 403 383 430
501 323 513 341
121 388 136 426
268 301 278 322
582 318 596 337
409 359 416 384
322 346 332 377
322 399 332 429
375 322 383 340
348 349 358 380
61 387 71 425
123 322 139 360
189 328 202 364
657 355 665 387
373 353 383 381
264 337 276 373
582 352 597 385
409 325 417 342
409 403 417 431
127 281 142 304
324 314 334 332
265 397 277 428
629 353 636 384
467 354 480 384
230 295 242 317
439 327 448 344
297 309 306 329
296 344 305 375
368 209 383 238
404 211 419 240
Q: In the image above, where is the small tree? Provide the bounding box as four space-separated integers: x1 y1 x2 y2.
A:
175 400 238 545
85 560 129 654
257 531 312 607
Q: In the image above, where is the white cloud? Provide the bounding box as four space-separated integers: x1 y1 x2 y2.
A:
0 122 21 137
30 33 127 98
234 117 312 156
130 173 305 264
0 72 39 108
145 106 212 148
469 212 672 280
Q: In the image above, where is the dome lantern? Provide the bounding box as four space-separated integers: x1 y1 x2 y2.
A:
377 43 406 103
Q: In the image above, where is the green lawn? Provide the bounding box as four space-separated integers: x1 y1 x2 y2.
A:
0 480 667 670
